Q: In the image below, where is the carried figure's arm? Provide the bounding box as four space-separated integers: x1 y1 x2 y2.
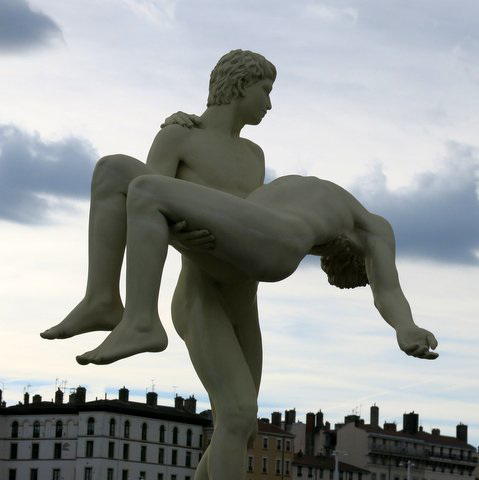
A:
161 111 202 129
363 216 438 360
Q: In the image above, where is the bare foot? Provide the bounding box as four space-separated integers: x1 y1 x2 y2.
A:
75 313 168 365
40 297 124 340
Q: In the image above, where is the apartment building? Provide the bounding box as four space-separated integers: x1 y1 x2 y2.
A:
0 386 210 480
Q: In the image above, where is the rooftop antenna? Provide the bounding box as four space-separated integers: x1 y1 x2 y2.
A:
151 379 156 393
172 385 178 397
23 384 32 394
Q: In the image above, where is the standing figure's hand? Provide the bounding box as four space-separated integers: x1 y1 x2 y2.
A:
170 220 215 252
396 325 439 359
161 111 202 129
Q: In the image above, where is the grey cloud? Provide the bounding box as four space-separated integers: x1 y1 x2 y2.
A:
351 142 479 265
0 125 96 224
0 0 62 52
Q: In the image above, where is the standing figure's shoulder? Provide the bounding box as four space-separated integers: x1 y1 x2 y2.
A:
241 138 265 161
152 123 194 146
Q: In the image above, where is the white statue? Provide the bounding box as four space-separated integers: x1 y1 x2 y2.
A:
41 50 438 480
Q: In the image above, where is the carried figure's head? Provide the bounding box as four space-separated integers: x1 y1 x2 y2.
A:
207 49 277 107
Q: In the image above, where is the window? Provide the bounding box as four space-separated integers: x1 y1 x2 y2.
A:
142 422 148 441
30 469 38 480
124 420 130 438
87 417 95 435
262 457 268 473
52 470 60 480
286 440 291 451
248 456 254 472
33 421 40 438
10 443 18 459
159 425 165 442
199 433 203 447
173 426 178 444
158 475 164 480
141 445 147 462
32 443 39 459
172 448 178 465
187 428 192 446
298 465 303 477
84 467 92 480
285 460 290 475
122 471 128 480
139 472 146 480
85 440 93 457
55 420 63 438
158 447 165 464
108 441 115 458
171 476 177 480
277 439 282 450
123 443 130 460
54 442 62 459
276 459 281 474
9 469 16 480
308 466 313 478
186 450 192 467
263 437 269 449
109 418 116 436
11 421 19 438
107 469 114 480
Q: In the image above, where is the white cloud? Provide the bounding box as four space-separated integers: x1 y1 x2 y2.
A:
120 0 178 26
304 2 358 24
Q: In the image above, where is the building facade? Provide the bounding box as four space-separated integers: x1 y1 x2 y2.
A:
0 387 210 480
246 420 295 479
317 408 479 480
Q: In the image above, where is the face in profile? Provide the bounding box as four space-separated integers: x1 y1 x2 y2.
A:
240 78 274 125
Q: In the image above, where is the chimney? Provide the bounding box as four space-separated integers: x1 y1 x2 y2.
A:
146 391 158 406
271 412 282 428
175 395 184 409
184 395 197 414
284 409 296 426
457 423 468 443
344 414 360 426
119 387 129 402
316 410 324 429
370 405 379 427
403 412 419 435
325 421 331 430
384 422 397 432
32 394 42 404
75 386 86 404
55 388 64 405
24 392 30 405
305 412 315 455
432 428 440 436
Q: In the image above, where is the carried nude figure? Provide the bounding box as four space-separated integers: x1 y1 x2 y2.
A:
41 50 438 480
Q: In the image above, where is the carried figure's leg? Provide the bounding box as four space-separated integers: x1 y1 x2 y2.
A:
41 154 151 339
76 174 312 364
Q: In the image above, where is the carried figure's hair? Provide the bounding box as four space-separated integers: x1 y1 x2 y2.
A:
320 235 369 289
207 49 276 107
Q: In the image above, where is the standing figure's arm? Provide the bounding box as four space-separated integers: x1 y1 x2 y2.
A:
363 216 439 359
146 125 215 251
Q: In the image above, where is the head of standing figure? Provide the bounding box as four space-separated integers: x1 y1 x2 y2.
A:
207 49 277 109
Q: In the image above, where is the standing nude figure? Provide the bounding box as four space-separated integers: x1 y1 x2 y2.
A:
41 50 276 479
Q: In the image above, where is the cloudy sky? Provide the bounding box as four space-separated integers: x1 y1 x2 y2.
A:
1 0 478 450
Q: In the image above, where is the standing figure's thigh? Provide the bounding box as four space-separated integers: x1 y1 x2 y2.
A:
172 274 258 424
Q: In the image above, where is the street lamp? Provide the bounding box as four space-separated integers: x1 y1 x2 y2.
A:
399 459 416 480
333 450 348 480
